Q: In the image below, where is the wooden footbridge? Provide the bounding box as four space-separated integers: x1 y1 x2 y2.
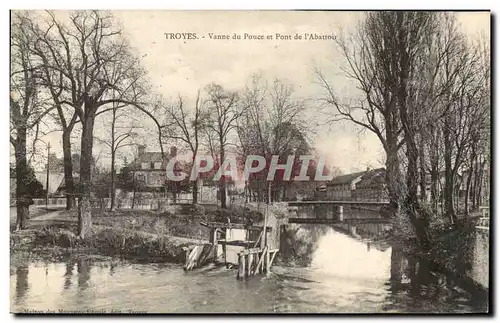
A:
287 200 392 225
287 200 390 207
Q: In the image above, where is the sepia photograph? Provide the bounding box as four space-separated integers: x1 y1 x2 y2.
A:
9 9 491 314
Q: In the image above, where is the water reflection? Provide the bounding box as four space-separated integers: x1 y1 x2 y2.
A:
10 229 488 313
15 265 29 305
77 258 91 292
63 261 75 291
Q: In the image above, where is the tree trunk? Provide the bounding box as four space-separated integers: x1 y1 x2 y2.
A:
443 119 456 224
464 167 473 217
405 135 430 251
430 165 439 215
14 126 30 231
77 107 96 238
110 151 116 211
384 133 401 217
192 179 198 204
471 154 480 210
390 242 404 292
429 126 439 215
62 130 75 210
418 135 427 203
476 158 486 207
219 146 227 209
132 186 136 209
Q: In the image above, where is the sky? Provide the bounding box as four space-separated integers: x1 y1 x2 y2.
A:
30 10 490 174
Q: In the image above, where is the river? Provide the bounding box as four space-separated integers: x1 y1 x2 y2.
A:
10 228 487 314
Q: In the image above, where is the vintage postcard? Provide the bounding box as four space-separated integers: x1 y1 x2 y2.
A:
10 10 490 314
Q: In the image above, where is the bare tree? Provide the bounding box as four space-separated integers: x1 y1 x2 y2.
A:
317 12 490 250
33 10 158 238
29 20 80 210
317 12 451 249
95 102 138 211
238 74 311 202
204 83 241 208
10 12 54 230
162 91 207 204
315 12 406 217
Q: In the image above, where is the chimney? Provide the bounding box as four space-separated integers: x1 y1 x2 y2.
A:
170 146 177 158
138 145 146 157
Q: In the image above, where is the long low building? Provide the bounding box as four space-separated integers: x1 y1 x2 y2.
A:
324 168 388 202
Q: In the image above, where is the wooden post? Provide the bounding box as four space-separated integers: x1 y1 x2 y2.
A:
223 228 228 266
245 254 250 277
237 253 244 279
338 205 344 221
261 215 268 250
254 246 267 275
248 253 253 276
212 228 218 262
269 249 278 267
266 248 270 274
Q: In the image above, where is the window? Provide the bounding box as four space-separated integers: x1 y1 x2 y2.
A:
154 162 162 170
136 173 146 183
141 162 149 170
151 173 163 186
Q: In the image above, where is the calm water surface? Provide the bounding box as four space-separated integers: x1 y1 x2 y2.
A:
10 229 487 313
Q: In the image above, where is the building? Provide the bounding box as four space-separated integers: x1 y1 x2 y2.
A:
34 171 66 195
128 145 172 189
326 171 366 200
352 168 388 201
126 145 219 203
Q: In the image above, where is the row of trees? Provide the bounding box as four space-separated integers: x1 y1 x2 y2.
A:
316 12 490 251
159 74 317 206
10 11 162 236
10 10 316 237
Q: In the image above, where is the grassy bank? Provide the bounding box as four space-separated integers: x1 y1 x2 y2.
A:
10 204 264 265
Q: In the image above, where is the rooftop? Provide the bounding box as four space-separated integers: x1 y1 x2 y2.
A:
328 171 366 186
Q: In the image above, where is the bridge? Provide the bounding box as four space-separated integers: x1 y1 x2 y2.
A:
287 217 391 224
286 200 391 226
287 200 390 207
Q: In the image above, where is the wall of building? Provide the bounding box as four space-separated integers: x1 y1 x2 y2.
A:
470 228 489 289
326 185 352 200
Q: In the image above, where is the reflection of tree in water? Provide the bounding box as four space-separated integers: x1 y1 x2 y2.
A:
77 258 91 291
63 261 76 291
279 224 331 266
15 265 29 304
383 245 483 312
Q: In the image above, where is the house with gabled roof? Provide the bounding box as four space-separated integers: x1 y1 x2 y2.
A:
127 145 173 189
326 170 367 201
352 168 388 202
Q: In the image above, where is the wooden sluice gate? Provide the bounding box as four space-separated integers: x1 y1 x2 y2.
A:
183 219 279 278
236 247 279 279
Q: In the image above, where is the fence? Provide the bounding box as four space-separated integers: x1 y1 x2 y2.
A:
16 196 195 210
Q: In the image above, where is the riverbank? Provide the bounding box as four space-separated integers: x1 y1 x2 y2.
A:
10 205 264 266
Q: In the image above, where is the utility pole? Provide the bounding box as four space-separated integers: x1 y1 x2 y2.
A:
45 142 51 208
